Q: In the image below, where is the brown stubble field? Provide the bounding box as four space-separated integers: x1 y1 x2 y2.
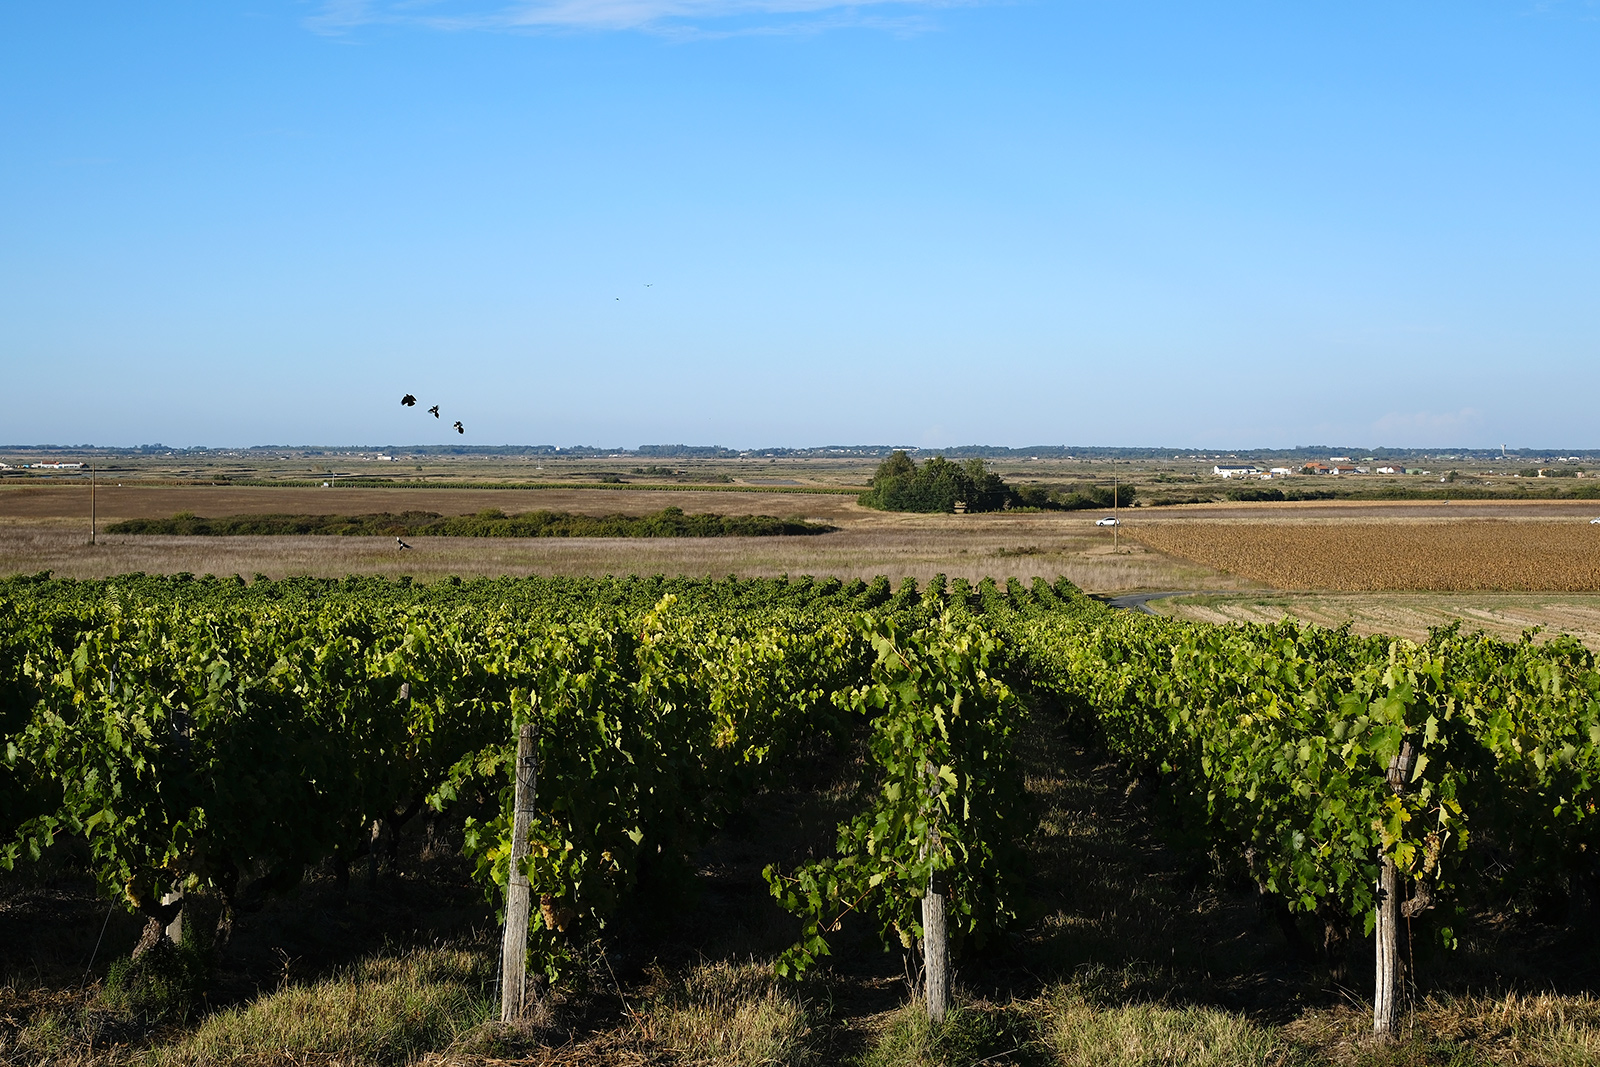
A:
1127 515 1600 592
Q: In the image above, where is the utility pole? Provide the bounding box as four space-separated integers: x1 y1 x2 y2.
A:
90 459 96 545
1112 457 1119 551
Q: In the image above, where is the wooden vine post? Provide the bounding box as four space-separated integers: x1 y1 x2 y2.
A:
922 870 949 1022
500 718 541 1023
922 760 949 1023
1374 739 1416 1041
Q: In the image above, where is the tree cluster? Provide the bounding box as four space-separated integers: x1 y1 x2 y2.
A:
858 452 1136 513
857 452 1012 513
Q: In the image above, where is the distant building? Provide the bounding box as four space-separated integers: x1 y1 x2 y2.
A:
1376 466 1401 474
1269 467 1293 476
1213 464 1261 478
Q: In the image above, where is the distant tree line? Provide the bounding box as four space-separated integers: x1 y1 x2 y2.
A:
857 451 1135 514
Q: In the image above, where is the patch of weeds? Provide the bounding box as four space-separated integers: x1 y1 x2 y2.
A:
860 1000 1041 1067
636 959 817 1066
7 1005 76 1059
1340 1038 1493 1067
100 937 212 1023
1064 962 1175 1007
144 945 491 1067
1291 994 1600 1067
1040 985 1308 1067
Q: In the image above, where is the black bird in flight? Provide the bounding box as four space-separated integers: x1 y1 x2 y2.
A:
401 394 417 407
428 405 440 418
453 421 464 434
396 537 412 551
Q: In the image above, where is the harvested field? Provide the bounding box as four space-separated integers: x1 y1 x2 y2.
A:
0 483 1259 592
0 522 1244 593
1130 520 1600 592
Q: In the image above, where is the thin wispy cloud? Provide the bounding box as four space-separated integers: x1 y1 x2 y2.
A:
307 0 963 37
1371 408 1485 441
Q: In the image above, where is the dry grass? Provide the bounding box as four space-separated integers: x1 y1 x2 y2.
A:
0 483 1247 594
1039 989 1305 1067
0 947 491 1066
1285 992 1600 1066
632 960 815 1066
1151 592 1600 650
145 948 490 1066
0 521 1244 595
1130 521 1600 592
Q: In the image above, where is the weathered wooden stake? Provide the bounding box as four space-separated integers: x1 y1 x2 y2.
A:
922 870 949 1023
920 757 950 1023
367 819 382 889
162 889 183 946
1373 740 1416 1041
500 719 540 1023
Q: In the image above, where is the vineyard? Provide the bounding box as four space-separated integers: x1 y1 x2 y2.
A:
3 571 1600 1062
1130 520 1600 591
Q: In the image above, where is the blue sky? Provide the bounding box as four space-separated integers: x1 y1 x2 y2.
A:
2 1 1597 449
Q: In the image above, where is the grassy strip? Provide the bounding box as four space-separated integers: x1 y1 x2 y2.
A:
106 507 836 538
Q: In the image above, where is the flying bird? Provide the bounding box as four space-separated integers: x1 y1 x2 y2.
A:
453 421 464 435
396 537 412 550
428 405 440 418
401 394 417 407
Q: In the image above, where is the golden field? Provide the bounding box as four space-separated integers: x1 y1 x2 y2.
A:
1130 519 1600 592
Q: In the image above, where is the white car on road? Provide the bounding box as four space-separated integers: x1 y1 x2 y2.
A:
1095 516 1120 526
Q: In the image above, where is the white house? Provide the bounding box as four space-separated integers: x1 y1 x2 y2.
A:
1213 464 1261 478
